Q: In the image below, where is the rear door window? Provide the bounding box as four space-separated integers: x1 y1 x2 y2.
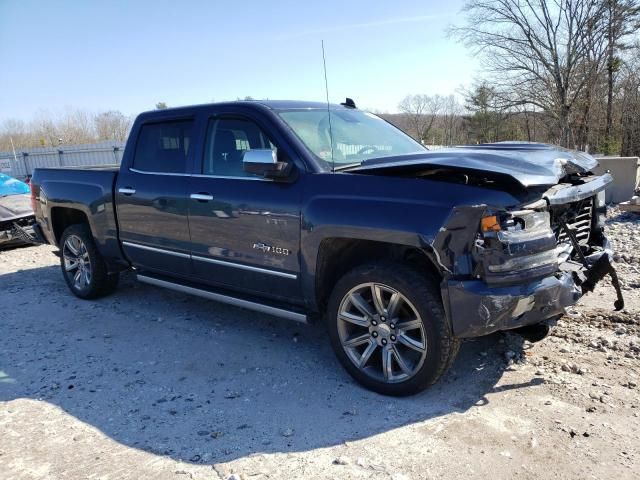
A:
133 120 193 173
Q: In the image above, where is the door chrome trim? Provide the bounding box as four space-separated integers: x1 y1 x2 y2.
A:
137 274 308 323
190 193 214 201
191 173 268 181
123 242 297 279
122 241 190 259
129 168 269 181
191 254 297 280
129 168 191 177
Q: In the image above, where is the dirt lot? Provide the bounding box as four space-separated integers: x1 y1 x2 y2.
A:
1 209 639 480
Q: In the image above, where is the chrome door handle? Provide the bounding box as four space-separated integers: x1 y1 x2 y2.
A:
190 193 214 202
118 187 136 195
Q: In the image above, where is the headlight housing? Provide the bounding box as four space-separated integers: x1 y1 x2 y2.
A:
478 209 559 284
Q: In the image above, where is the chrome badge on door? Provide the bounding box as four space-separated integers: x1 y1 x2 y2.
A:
253 242 290 256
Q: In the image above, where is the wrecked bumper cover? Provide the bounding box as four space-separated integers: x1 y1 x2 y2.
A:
446 272 580 338
445 241 622 339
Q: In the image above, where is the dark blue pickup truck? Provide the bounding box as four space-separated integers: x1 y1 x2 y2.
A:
31 100 622 395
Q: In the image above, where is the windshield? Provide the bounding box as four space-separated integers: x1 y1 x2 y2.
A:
0 173 29 197
278 109 425 169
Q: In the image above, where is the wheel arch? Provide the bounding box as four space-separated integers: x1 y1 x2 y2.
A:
51 207 91 245
312 237 443 313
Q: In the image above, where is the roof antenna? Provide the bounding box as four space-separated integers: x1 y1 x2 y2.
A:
321 40 335 173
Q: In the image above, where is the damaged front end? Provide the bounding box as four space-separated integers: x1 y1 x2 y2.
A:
438 173 623 339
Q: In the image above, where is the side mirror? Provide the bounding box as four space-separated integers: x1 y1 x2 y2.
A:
242 149 291 179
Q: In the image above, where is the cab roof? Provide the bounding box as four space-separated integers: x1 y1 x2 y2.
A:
139 100 353 119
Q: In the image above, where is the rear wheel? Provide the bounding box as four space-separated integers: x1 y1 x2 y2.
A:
327 262 460 396
60 224 119 299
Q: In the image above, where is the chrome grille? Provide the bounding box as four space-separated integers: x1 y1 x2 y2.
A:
552 198 593 246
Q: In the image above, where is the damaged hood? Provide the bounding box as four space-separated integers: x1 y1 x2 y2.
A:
0 193 33 222
350 142 599 187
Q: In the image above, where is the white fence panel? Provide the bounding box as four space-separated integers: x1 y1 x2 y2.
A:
0 141 126 177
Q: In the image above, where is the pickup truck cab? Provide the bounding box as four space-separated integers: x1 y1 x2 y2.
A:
31 100 622 395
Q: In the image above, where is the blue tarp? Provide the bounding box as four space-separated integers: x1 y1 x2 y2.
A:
0 173 30 196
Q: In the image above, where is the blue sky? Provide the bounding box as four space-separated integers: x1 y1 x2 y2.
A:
0 0 477 121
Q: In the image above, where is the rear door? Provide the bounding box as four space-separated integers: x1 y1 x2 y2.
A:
115 119 194 276
187 114 304 303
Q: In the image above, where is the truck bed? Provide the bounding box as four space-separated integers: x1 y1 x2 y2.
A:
31 166 123 265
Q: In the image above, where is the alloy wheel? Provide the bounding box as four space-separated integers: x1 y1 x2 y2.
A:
63 234 92 290
337 282 427 383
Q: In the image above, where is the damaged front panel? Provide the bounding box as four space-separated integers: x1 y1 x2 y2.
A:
431 171 622 338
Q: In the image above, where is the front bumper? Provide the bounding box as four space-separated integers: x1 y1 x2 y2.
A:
445 235 621 338
446 272 581 338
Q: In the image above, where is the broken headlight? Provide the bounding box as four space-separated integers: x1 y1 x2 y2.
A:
487 249 558 272
478 209 559 281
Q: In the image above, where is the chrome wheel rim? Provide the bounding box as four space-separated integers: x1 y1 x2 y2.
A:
337 282 427 384
63 235 92 290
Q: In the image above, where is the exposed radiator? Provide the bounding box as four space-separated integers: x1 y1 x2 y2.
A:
552 198 593 246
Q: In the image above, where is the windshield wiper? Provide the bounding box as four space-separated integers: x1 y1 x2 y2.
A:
333 162 362 172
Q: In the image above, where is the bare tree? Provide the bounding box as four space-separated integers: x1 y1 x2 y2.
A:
94 111 132 141
57 109 95 144
0 119 29 151
620 45 640 156
31 111 61 147
573 9 609 151
602 0 640 153
440 95 464 145
451 0 608 147
0 108 135 150
397 94 444 143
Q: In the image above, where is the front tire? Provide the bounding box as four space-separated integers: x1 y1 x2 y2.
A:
327 262 460 396
59 224 119 299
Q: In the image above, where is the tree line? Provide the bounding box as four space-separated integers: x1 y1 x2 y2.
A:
0 110 133 152
390 0 640 156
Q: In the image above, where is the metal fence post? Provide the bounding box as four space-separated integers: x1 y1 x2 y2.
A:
22 152 29 176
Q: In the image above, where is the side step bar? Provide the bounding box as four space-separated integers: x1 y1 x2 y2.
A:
136 274 308 324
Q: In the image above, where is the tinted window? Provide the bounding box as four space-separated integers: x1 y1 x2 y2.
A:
133 120 193 173
203 118 276 177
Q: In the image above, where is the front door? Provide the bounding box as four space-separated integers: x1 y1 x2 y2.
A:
187 116 303 303
116 119 194 276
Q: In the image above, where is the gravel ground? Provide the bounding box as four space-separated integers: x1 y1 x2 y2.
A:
1 209 639 480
